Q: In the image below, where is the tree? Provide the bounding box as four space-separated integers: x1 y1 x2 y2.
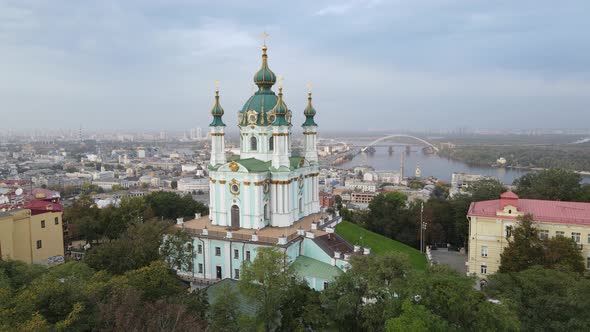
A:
499 214 544 273
406 265 520 331
514 168 582 201
171 180 178 189
466 178 506 202
160 228 194 273
498 213 585 273
208 285 240 332
486 267 590 331
97 288 206 332
385 301 451 332
365 192 415 246
543 236 585 272
322 253 411 332
84 220 172 274
238 247 299 331
145 191 208 220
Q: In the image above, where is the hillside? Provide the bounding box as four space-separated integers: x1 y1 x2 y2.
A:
335 221 428 270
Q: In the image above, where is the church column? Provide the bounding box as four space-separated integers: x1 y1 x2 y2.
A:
302 90 319 163
208 86 226 167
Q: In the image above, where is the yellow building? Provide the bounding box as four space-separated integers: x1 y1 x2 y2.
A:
0 206 65 265
467 191 590 279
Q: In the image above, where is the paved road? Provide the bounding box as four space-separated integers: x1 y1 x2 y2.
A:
430 248 468 275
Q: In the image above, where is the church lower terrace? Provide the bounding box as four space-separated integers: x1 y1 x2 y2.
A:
176 212 339 245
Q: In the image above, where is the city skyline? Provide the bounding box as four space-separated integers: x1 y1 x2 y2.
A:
1 0 589 131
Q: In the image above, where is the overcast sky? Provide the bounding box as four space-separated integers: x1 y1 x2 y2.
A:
1 0 589 132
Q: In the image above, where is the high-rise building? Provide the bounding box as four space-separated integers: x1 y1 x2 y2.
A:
196 127 203 141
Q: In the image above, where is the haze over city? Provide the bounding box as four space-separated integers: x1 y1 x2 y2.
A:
1 0 589 131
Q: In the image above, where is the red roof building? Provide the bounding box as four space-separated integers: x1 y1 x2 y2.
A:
468 191 590 226
467 191 590 279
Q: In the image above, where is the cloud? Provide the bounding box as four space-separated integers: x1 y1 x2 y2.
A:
0 0 589 131
313 0 383 16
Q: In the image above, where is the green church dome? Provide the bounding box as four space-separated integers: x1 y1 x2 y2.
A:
209 88 225 127
302 91 318 127
239 45 281 127
271 86 290 126
253 46 276 87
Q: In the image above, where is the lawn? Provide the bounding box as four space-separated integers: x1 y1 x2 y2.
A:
335 221 428 270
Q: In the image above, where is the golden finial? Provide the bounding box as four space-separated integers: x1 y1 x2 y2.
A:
214 80 219 92
262 32 269 46
307 82 312 93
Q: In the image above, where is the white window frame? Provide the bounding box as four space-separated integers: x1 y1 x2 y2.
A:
480 264 487 274
481 246 488 257
572 232 581 244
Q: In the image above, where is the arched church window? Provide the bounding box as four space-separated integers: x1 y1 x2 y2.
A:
250 136 257 151
264 203 270 220
269 136 274 151
299 196 303 213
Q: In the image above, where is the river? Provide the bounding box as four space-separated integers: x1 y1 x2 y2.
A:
338 145 529 184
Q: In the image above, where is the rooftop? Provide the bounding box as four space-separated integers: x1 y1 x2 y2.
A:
468 196 590 226
292 256 342 281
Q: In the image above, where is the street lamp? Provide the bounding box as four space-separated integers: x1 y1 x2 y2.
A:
420 202 424 253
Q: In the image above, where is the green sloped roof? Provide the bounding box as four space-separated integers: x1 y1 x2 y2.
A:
236 158 271 172
292 256 342 281
289 156 304 170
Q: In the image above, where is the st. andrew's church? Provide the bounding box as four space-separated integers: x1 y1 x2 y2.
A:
175 41 369 291
208 42 320 230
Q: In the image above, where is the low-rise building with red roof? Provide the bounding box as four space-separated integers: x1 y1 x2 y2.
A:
467 191 590 279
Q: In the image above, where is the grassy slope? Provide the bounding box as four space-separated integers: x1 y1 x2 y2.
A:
335 221 428 270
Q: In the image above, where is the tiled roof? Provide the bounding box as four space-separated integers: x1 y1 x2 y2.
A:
312 233 354 257
468 198 590 226
23 200 63 215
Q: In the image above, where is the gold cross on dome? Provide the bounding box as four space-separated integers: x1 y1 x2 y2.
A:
262 32 269 46
307 82 312 93
214 80 219 90
278 76 284 88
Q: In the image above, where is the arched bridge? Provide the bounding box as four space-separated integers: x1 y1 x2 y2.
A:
361 134 439 152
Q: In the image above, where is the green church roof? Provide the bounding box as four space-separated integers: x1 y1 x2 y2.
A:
228 156 307 172
235 158 271 172
292 256 342 281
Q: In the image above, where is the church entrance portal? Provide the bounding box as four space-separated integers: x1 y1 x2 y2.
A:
231 205 240 229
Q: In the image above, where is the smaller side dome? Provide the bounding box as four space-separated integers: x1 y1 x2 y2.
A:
302 91 318 127
209 88 225 127
271 86 290 126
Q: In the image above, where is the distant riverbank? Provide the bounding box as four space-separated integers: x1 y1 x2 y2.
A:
438 145 590 174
